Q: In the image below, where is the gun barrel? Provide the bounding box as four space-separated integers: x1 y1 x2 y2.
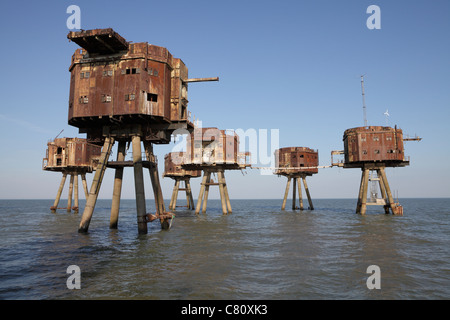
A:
184 77 219 83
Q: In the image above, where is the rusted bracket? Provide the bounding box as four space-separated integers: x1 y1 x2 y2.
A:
144 212 175 223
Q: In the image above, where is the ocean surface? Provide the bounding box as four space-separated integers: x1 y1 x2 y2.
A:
0 198 449 300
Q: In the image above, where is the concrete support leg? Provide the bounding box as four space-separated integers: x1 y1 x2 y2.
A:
169 180 178 211
110 141 126 229
78 136 114 233
281 177 291 211
51 173 67 212
172 179 180 211
222 172 232 214
184 180 191 209
356 169 365 214
67 174 74 213
73 174 79 213
195 171 208 214
360 169 370 215
379 167 397 215
144 141 168 229
186 180 195 210
297 177 304 210
302 176 314 210
376 169 390 214
132 135 148 235
81 173 89 199
218 170 228 215
292 176 297 210
202 172 211 214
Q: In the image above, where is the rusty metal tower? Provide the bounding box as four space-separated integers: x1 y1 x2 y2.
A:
66 28 218 233
332 126 412 215
274 147 319 210
330 78 421 215
182 127 250 215
163 152 201 211
43 137 101 213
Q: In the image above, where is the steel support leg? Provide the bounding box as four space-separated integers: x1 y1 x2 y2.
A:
282 177 291 211
297 177 304 210
110 141 126 229
302 176 314 210
67 174 74 213
73 174 79 213
195 171 208 214
51 173 67 212
202 172 211 214
79 137 114 233
132 135 148 234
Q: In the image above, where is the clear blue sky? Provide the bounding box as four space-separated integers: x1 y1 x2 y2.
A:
0 0 449 200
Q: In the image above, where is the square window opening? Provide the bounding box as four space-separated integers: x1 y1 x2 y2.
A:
147 93 158 102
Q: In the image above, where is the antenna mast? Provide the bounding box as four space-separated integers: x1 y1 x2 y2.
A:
55 129 64 140
360 75 368 127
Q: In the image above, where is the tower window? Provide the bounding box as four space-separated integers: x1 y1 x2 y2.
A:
79 96 88 104
147 93 158 102
125 93 135 101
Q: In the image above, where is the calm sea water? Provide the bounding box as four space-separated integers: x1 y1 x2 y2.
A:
0 198 449 300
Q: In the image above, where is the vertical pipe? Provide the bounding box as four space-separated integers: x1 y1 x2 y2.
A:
218 170 228 215
195 171 208 214
222 172 232 214
52 173 67 212
110 140 126 229
281 177 291 210
202 172 211 213
78 136 114 233
292 176 297 210
81 173 89 199
74 174 79 213
132 135 147 235
302 176 314 210
67 174 74 213
297 176 303 210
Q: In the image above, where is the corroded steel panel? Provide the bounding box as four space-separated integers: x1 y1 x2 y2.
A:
43 138 102 172
67 28 129 54
184 127 242 166
274 147 319 176
163 152 201 178
343 126 406 166
66 28 199 134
